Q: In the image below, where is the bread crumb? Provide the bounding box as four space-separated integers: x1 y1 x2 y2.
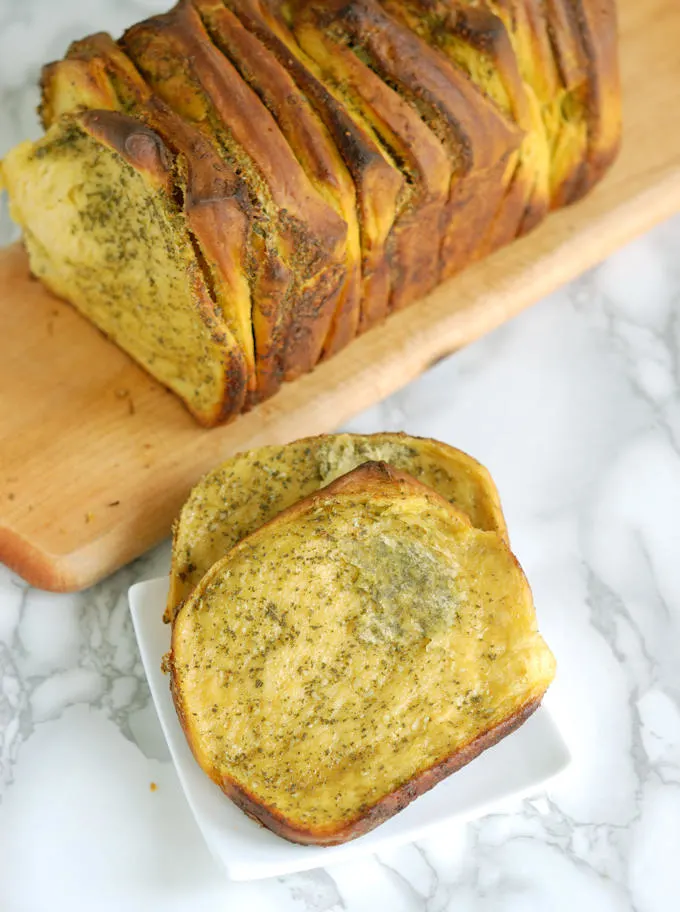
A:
85 512 94 524
114 388 136 415
150 782 157 792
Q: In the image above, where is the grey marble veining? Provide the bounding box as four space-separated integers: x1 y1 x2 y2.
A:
1 1 680 909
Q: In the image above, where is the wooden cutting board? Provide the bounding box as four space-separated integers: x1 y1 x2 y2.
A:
1 0 679 592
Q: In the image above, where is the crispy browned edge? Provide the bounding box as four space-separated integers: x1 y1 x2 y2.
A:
78 107 175 187
380 0 547 251
568 0 621 199
296 0 523 278
210 697 541 845
169 460 539 845
289 13 452 311
296 0 520 168
445 1 540 237
192 0 362 356
164 429 509 622
123 1 348 390
224 0 403 333
120 6 291 402
41 35 258 408
494 0 620 205
460 1 551 243
47 108 247 426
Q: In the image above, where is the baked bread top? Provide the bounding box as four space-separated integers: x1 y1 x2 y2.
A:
193 0 362 355
123 0 348 394
170 461 555 844
378 0 550 249
222 0 405 332
288 6 452 311
290 0 523 279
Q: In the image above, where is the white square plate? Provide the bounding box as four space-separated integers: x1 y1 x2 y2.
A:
129 576 570 882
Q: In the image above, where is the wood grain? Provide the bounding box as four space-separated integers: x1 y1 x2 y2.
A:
1 0 679 592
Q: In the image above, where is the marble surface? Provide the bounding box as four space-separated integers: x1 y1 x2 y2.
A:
2 1 680 909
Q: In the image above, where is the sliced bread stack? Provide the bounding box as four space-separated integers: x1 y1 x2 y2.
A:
166 433 556 844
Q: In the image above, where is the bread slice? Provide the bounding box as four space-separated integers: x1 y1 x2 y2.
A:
167 431 508 620
378 0 550 249
170 461 555 845
543 0 621 201
122 2 348 395
40 32 257 397
0 110 247 425
220 0 405 333
191 0 361 356
287 7 451 311
291 0 522 281
527 0 589 207
476 0 585 209
577 0 621 194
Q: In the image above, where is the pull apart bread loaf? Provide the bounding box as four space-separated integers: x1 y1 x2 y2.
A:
0 0 620 424
170 460 556 844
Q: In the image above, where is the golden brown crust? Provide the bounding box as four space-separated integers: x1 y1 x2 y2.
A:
295 0 523 280
15 0 619 425
545 0 587 90
226 0 403 332
446 3 532 126
207 696 541 845
120 7 289 398
42 33 257 406
489 0 591 209
40 56 118 127
81 111 244 423
561 0 621 198
123 2 348 392
301 0 520 170
291 11 451 311
192 0 362 356
459 2 549 236
80 108 174 189
542 0 590 205
495 0 562 101
378 0 545 257
497 0 620 206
